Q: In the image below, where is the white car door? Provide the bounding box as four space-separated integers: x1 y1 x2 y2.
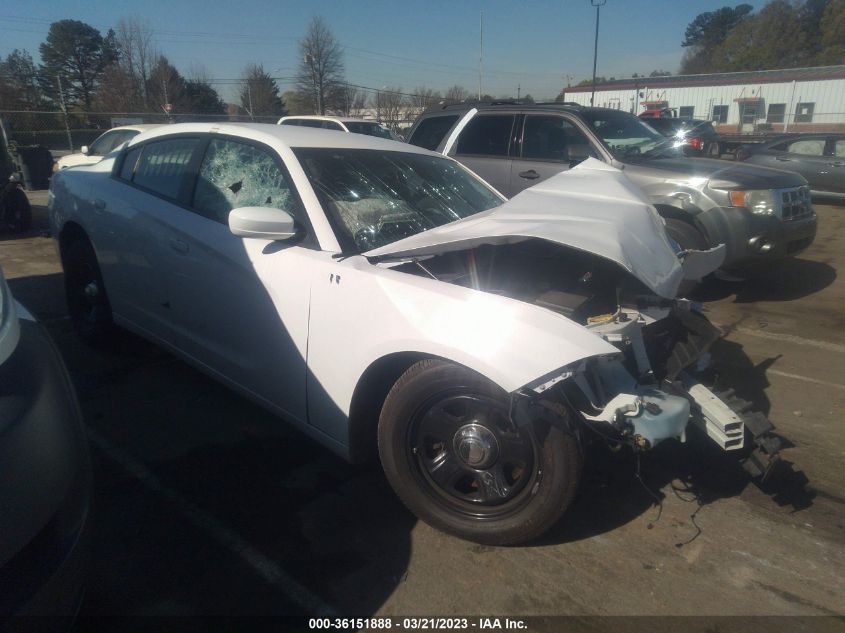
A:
101 136 204 343
164 136 314 423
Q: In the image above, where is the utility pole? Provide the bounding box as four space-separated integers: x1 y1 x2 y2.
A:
247 83 254 121
478 11 483 100
517 84 521 102
56 75 73 152
590 0 606 107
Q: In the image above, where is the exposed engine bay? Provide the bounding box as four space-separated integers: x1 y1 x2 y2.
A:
390 238 782 479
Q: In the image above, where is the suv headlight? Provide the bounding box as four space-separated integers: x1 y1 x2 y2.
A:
728 189 777 215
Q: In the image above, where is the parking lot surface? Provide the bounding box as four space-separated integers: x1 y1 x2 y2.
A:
2 192 844 619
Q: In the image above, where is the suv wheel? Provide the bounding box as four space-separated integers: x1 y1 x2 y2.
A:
378 359 581 545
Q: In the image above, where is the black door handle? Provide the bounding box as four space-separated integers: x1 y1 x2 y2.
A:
518 169 540 180
827 161 844 167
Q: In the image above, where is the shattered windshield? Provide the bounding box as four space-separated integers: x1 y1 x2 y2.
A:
580 110 682 159
293 148 503 253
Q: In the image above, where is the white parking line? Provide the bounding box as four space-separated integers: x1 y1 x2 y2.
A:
735 328 845 354
767 369 845 392
85 425 337 617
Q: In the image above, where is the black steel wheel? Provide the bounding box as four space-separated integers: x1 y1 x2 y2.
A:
64 238 114 344
378 359 581 545
2 186 32 232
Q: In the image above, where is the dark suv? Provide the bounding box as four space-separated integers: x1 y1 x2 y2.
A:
407 103 816 274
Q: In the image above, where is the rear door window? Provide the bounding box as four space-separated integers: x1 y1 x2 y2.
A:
456 115 515 157
131 137 200 200
786 138 825 156
833 140 845 158
408 115 460 151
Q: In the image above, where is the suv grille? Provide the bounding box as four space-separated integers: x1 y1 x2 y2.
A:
781 186 813 222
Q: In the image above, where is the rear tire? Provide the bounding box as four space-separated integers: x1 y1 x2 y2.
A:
378 359 581 545
64 238 115 345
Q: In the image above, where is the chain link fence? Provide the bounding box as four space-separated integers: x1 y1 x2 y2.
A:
0 110 282 153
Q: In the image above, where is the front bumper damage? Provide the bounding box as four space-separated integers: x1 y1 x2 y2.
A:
514 302 782 481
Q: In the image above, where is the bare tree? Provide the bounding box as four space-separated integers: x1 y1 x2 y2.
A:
296 16 345 115
409 86 442 114
444 85 470 104
115 17 156 110
374 86 406 131
336 84 368 117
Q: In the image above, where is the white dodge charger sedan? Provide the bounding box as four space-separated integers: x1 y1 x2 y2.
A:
48 123 781 544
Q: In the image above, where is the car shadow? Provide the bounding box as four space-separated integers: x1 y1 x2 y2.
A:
692 258 837 304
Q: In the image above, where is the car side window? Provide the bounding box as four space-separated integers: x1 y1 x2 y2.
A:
279 120 299 126
787 138 825 156
192 138 297 225
408 115 460 151
456 115 515 157
299 120 325 129
834 140 845 158
322 121 343 130
119 146 142 181
88 131 118 156
131 138 200 200
521 116 595 162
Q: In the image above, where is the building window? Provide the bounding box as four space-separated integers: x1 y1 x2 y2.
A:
712 105 729 123
795 102 815 123
678 106 694 118
767 103 786 123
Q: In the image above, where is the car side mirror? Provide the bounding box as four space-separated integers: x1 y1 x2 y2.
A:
229 207 299 241
81 145 89 155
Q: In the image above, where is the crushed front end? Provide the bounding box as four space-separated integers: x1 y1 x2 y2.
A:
523 299 782 480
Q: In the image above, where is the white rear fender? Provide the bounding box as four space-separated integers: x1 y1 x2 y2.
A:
305 256 619 446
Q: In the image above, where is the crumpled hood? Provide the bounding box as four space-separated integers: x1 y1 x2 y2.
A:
364 159 723 298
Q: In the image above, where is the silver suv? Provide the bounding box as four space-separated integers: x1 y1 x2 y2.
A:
407 103 817 274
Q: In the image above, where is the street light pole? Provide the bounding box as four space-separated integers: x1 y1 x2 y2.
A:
590 0 606 107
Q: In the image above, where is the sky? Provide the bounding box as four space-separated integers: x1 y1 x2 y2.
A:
1 0 762 103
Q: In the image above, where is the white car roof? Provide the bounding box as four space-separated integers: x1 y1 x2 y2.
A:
278 116 382 125
104 123 160 133
127 122 428 154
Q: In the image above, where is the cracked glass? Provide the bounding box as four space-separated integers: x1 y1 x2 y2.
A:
194 139 294 224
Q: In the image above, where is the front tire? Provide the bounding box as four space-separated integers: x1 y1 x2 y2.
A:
378 359 581 545
664 218 710 296
64 238 115 345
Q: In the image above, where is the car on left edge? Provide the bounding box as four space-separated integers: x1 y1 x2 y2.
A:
0 266 91 621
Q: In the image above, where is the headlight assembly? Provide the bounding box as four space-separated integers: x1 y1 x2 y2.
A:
728 189 777 215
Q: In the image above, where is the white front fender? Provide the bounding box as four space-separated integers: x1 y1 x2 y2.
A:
305 256 619 445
